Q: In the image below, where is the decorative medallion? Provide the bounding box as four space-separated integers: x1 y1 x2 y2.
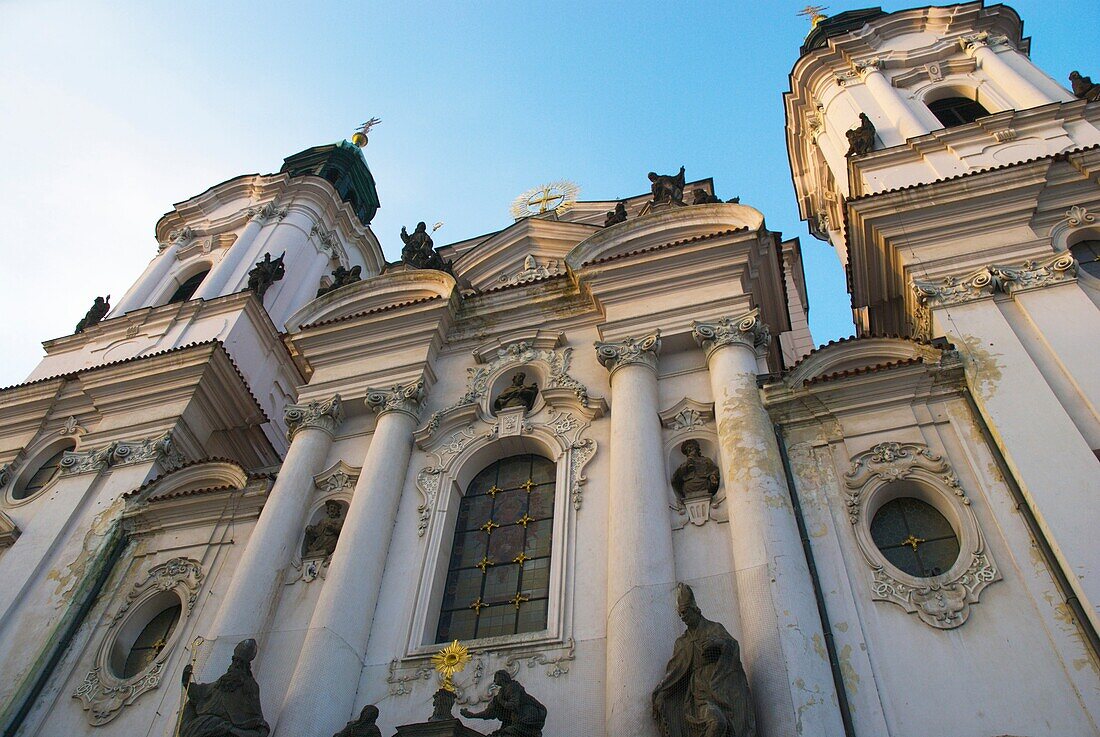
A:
510 181 580 220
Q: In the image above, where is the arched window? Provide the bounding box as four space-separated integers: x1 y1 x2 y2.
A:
870 497 960 578
436 454 555 642
928 96 990 128
167 269 209 304
13 443 73 500
1070 239 1100 278
119 602 181 678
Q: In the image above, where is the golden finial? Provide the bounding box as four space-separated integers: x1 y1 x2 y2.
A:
798 5 829 29
431 640 472 693
351 117 382 147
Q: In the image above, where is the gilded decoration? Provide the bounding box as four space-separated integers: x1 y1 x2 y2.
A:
844 441 999 629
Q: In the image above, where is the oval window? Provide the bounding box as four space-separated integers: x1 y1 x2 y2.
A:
12 443 73 500
119 602 182 678
870 497 960 578
1070 239 1100 279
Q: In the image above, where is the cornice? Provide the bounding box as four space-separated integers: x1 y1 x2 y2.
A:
594 331 661 375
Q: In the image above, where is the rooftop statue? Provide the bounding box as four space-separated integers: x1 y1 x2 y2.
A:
302 499 345 558
75 295 110 333
670 439 720 502
179 638 270 737
332 704 382 737
691 189 722 205
1070 71 1100 102
652 583 756 737
246 253 286 300
400 222 449 271
317 265 363 298
493 372 538 412
460 670 547 737
604 201 628 226
845 113 876 157
649 166 686 205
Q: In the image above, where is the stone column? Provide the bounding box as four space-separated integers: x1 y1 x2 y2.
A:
112 240 182 315
855 59 927 141
275 380 424 737
594 333 679 737
201 395 343 675
693 311 844 737
962 34 1051 110
193 205 284 300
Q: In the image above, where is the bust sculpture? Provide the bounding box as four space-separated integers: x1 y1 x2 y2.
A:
332 704 381 737
604 201 628 226
400 222 449 271
649 166 686 205
1070 71 1100 102
179 638 270 737
460 670 547 737
845 113 876 157
671 439 720 502
493 372 539 412
75 295 110 333
317 265 363 297
246 253 285 299
303 500 345 558
652 584 756 737
691 189 722 205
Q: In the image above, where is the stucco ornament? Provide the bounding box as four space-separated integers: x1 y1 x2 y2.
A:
59 430 185 477
0 463 10 489
366 379 426 418
844 441 999 629
692 309 770 358
912 253 1079 315
247 200 288 223
285 394 344 440
73 558 204 725
594 331 661 373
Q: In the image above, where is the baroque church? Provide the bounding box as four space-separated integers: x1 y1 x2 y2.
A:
1 3 1099 736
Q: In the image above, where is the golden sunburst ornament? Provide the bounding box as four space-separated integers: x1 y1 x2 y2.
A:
431 640 471 693
510 180 580 220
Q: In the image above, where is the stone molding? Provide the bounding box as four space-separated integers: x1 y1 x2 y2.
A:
313 460 360 494
59 431 185 477
659 398 715 434
912 252 1079 309
691 308 770 359
366 379 426 419
73 557 204 725
0 509 19 548
247 200 288 223
0 463 9 489
844 441 999 629
285 395 344 440
959 31 1011 54
594 331 661 374
310 223 350 267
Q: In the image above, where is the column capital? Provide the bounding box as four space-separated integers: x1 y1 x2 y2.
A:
692 309 771 360
366 379 425 419
594 331 661 375
959 31 1010 55
285 395 344 440
911 252 1078 308
852 57 885 78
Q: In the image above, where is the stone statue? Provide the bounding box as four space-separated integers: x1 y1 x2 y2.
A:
670 439 720 502
317 265 363 297
604 201 628 226
493 372 538 412
652 584 755 737
179 639 270 737
460 670 547 737
692 189 723 205
333 704 381 737
246 253 285 299
303 500 345 558
400 222 449 271
649 167 686 205
75 295 110 333
845 113 876 157
1070 71 1100 102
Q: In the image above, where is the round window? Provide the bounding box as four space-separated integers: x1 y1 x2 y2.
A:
1069 239 1100 279
12 443 73 500
117 601 182 679
870 497 960 578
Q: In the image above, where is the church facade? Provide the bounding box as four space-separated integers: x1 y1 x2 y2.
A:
1 3 1099 736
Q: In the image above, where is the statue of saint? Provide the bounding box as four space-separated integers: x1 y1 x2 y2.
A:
604 201 628 226
246 253 285 299
691 189 722 205
179 638 270 737
649 167 687 205
460 670 547 737
75 295 110 333
845 113 876 157
317 265 363 297
493 372 539 412
652 584 756 737
302 500 345 558
670 439 720 502
1070 71 1100 102
332 704 381 737
400 222 448 271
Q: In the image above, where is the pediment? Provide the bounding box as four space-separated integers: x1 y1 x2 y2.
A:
452 218 597 292
286 269 458 332
785 336 943 387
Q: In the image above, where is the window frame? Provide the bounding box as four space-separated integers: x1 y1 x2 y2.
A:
5 438 76 506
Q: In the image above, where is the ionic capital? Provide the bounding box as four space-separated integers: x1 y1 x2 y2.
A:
911 252 1078 308
366 379 425 420
692 309 771 360
248 201 289 224
285 395 344 440
959 31 1009 55
594 332 661 375
852 57 885 78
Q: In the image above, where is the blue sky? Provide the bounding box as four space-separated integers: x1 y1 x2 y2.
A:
0 1 1091 387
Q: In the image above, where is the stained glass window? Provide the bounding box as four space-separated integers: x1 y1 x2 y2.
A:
870 497 960 578
436 454 555 642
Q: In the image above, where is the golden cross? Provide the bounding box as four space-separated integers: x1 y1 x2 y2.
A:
513 552 531 565
518 513 534 528
901 534 926 551
798 5 828 27
487 485 502 498
480 520 499 534
470 598 486 613
510 592 530 610
476 555 494 573
526 186 566 214
521 479 536 493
